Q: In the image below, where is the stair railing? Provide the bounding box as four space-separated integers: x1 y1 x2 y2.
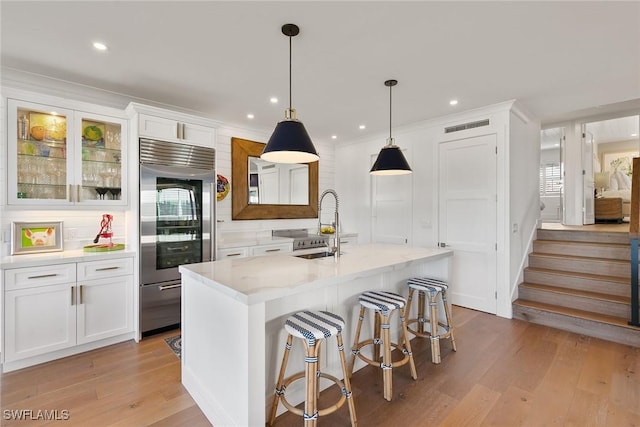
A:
628 157 640 326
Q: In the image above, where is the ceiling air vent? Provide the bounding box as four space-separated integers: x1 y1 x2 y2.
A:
444 119 490 134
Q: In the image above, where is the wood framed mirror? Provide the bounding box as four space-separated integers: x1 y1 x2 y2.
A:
231 137 318 220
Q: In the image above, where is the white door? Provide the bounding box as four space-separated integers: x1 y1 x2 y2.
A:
4 283 76 362
582 126 595 224
438 134 497 314
371 152 412 244
258 167 279 204
77 276 133 345
289 166 308 205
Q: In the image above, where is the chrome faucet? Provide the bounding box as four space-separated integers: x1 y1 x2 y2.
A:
318 189 340 258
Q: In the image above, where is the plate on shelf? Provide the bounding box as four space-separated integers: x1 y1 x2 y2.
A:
217 174 230 201
82 121 105 147
29 112 67 142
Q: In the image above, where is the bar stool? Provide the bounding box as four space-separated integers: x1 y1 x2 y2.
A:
268 310 357 427
405 277 457 364
349 291 417 401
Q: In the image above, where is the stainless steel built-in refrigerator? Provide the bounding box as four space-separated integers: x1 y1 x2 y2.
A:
139 138 215 335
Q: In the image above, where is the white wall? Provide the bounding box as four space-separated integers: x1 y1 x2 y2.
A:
337 101 541 319
508 108 542 304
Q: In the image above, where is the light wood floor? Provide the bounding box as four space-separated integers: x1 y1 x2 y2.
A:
1 306 638 426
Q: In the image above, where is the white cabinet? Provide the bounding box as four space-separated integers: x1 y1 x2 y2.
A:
138 113 215 147
250 242 292 256
4 282 76 362
217 247 250 259
76 258 134 345
217 242 293 259
2 256 134 370
338 234 358 245
7 98 128 207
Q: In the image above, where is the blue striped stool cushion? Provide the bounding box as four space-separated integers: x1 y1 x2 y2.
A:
284 311 345 341
407 277 448 293
359 291 406 311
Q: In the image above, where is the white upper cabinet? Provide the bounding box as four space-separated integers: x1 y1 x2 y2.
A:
138 114 215 147
7 98 128 207
127 102 219 149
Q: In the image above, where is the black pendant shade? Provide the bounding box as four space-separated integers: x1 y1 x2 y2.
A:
370 140 412 175
262 23 319 164
261 116 319 164
370 79 412 175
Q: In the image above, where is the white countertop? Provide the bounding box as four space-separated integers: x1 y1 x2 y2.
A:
1 247 136 269
180 243 452 305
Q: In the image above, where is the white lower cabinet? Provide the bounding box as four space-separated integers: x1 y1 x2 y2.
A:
217 242 293 259
2 256 134 370
4 282 76 361
76 275 133 345
217 246 250 259
249 242 292 256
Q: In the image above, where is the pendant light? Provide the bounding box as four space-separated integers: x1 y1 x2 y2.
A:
261 24 319 164
370 79 412 175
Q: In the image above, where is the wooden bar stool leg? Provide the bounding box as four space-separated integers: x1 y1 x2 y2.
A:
269 334 294 426
442 291 457 352
405 288 415 323
373 311 382 362
399 307 417 380
349 306 366 377
336 332 358 427
428 293 441 364
304 338 320 427
380 310 393 401
417 290 426 334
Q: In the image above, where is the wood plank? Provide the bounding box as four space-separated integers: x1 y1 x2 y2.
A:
437 383 501 426
2 309 639 427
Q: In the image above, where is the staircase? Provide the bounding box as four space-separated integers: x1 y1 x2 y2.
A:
513 227 640 347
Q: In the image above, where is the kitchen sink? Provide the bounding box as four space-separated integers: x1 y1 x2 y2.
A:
295 251 342 259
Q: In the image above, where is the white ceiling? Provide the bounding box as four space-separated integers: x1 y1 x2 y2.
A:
2 1 640 144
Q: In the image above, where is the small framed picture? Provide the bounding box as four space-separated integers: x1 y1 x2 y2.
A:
11 221 64 255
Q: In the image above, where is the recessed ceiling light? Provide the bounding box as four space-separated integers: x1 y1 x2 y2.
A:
270 97 278 104
331 135 337 139
449 99 458 106
359 125 366 130
247 113 254 119
92 42 108 51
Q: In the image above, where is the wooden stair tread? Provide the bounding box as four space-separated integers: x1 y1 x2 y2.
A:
530 252 630 264
513 299 640 331
535 239 629 248
524 266 630 284
519 282 630 304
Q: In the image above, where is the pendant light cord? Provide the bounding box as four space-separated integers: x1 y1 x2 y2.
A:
389 83 392 140
289 34 293 110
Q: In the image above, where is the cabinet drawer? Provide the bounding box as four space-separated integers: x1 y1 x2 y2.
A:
77 257 134 281
250 243 292 256
217 247 249 259
5 264 76 291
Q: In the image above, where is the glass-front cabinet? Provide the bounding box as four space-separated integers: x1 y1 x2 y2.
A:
7 99 127 206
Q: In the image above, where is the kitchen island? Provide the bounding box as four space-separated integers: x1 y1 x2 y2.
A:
179 243 452 426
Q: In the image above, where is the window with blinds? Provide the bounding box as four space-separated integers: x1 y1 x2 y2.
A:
540 162 562 195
